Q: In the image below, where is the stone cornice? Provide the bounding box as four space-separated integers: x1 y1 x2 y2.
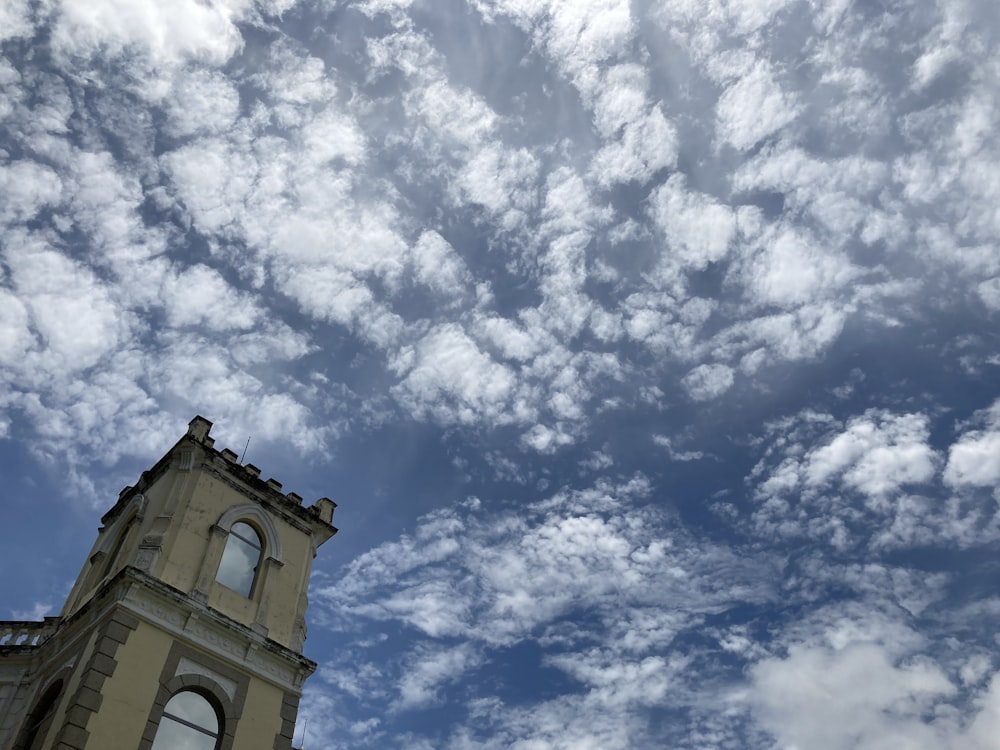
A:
116 567 317 693
0 566 318 696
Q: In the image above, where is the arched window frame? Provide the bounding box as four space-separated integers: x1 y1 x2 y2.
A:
201 504 283 602
139 645 249 750
99 512 138 581
215 505 282 560
13 678 65 750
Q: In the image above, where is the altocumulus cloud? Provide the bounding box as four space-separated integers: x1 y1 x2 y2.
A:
310 477 782 748
1 0 1000 747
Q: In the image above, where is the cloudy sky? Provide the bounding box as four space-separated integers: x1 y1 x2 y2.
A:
2 0 1000 746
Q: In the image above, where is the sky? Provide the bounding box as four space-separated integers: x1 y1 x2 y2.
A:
1 0 1000 747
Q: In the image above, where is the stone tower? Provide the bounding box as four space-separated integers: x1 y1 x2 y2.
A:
0 416 337 750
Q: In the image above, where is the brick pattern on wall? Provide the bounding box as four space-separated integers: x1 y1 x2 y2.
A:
51 611 139 750
274 691 300 750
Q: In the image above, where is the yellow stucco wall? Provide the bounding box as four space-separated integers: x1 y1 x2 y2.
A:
156 469 314 648
84 617 287 750
65 455 317 651
24 629 98 750
231 673 286 749
85 620 172 747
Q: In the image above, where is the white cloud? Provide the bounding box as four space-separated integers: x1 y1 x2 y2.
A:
162 69 240 137
752 638 956 750
547 650 674 708
10 601 54 621
648 174 735 270
0 0 33 43
410 80 498 149
651 0 796 39
0 161 63 225
51 0 249 66
716 61 800 151
316 477 780 745
718 302 849 367
652 435 705 462
322 475 777 647
804 412 937 498
744 226 859 308
750 603 1000 750
410 231 471 300
682 363 734 401
944 430 1000 488
255 42 337 108
454 143 539 229
0 288 33 363
978 277 1000 311
475 314 544 362
590 104 677 187
745 406 1000 551
160 264 261 331
390 324 520 427
534 168 612 339
590 63 649 137
3 233 127 373
944 399 1000 488
162 137 254 234
396 643 482 710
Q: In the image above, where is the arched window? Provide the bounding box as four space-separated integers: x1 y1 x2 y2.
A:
100 514 136 580
15 680 63 750
150 690 221 750
215 522 263 597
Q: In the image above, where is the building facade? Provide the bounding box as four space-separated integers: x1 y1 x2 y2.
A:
0 416 336 750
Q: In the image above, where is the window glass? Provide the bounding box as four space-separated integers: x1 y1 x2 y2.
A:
19 680 63 750
215 522 262 597
150 691 219 750
101 520 132 580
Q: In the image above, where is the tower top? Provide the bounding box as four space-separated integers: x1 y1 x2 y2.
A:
188 414 213 442
103 415 337 535
0 415 338 750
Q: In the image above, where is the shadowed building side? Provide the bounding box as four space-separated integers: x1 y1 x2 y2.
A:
0 416 337 750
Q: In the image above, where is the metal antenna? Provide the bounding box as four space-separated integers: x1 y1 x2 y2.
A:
239 436 251 463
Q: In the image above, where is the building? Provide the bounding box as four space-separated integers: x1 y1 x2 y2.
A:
0 416 337 750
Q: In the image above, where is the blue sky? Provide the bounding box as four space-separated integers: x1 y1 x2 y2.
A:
2 0 1000 747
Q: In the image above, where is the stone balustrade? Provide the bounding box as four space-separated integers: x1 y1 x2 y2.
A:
0 619 58 648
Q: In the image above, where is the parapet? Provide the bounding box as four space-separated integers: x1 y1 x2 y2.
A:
108 416 337 539
184 416 337 537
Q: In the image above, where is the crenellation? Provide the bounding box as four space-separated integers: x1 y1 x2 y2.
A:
311 498 336 525
187 415 212 442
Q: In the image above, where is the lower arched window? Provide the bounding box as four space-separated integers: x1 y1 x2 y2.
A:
16 679 63 750
150 690 221 750
216 521 263 597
